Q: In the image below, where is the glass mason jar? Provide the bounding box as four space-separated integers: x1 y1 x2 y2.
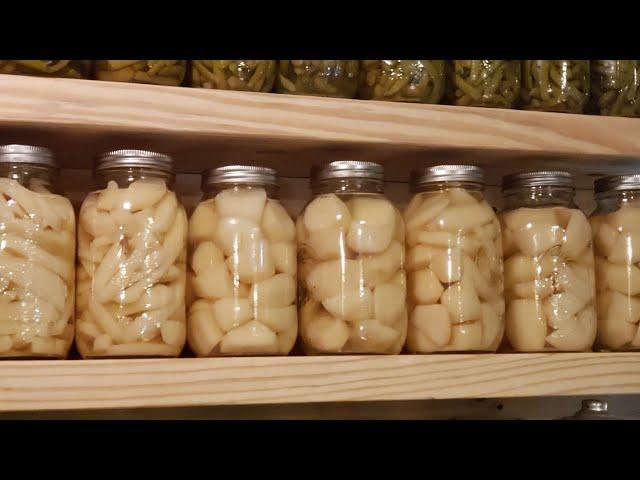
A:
500 172 597 352
358 60 445 104
76 150 187 358
591 60 640 117
94 60 186 86
404 165 504 353
0 145 75 358
0 60 91 78
521 60 590 113
446 60 520 108
191 60 276 92
298 161 407 354
186 165 297 356
590 175 640 351
276 60 359 98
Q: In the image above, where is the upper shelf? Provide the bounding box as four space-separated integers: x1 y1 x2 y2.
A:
1 353 639 412
0 75 639 182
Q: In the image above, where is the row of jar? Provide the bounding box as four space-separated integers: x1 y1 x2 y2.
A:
1 144 639 359
1 60 639 117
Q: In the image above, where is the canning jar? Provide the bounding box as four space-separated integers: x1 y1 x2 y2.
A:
276 60 359 98
0 145 75 358
404 165 504 353
446 60 520 108
76 150 187 358
358 60 445 104
521 60 590 113
186 165 297 356
590 175 640 350
191 60 276 92
0 60 91 78
591 61 640 117
298 161 407 354
94 60 186 86
500 172 596 352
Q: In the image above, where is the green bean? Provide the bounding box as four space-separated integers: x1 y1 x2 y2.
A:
0 60 90 79
590 60 640 117
94 60 186 86
276 60 359 98
521 60 589 113
446 60 520 109
357 60 445 104
190 60 276 92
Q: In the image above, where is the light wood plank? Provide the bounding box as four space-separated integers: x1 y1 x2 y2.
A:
1 353 639 412
0 75 639 182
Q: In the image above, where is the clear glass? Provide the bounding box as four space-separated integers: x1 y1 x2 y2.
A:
298 178 407 354
94 60 186 86
500 186 596 352
404 183 504 353
358 60 445 104
521 60 590 113
591 60 640 117
0 164 76 358
446 60 520 108
276 60 359 98
76 167 187 358
191 60 276 92
0 60 90 78
590 189 640 350
186 183 297 356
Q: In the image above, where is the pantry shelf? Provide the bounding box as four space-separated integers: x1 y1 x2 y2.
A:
0 75 639 182
1 353 639 412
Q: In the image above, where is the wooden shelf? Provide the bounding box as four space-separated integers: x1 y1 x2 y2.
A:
1 353 639 412
0 75 639 183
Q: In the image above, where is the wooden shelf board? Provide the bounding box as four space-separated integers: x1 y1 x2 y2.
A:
1 353 639 412
0 76 639 182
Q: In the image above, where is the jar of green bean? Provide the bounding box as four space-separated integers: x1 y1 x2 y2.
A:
94 61 186 87
0 60 90 79
446 60 520 109
591 60 640 117
191 60 276 92
521 60 590 114
358 60 445 104
276 61 359 98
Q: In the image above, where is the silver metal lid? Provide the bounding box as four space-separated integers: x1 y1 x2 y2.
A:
502 171 574 191
411 165 484 187
582 399 608 413
312 160 384 183
0 144 57 167
203 165 279 189
95 149 174 174
594 174 640 194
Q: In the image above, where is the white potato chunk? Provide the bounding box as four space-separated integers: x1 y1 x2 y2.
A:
411 304 451 347
215 188 267 224
306 259 362 301
306 227 347 260
188 202 218 244
505 299 547 352
480 303 503 350
546 308 595 351
160 320 186 348
213 297 253 332
346 197 396 254
406 327 439 353
605 262 640 296
374 283 406 325
561 210 592 260
406 245 441 272
447 188 478 205
226 238 275 284
251 273 296 308
304 193 351 231
322 288 374 322
257 305 297 333
191 241 224 276
431 201 495 232
511 277 554 300
403 193 427 221
261 200 295 243
512 223 564 257
410 268 444 305
215 216 262 257
192 262 234 300
594 220 619 258
440 280 481 323
543 293 585 329
444 321 483 351
430 248 462 283
220 320 279 354
608 232 640 264
501 226 518 257
597 304 637 350
97 180 166 212
361 240 403 287
607 291 640 324
556 263 595 305
296 216 307 243
350 319 400 351
305 312 350 352
607 205 640 233
277 324 297 354
502 207 560 231
92 334 112 354
271 242 296 275
405 196 450 229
